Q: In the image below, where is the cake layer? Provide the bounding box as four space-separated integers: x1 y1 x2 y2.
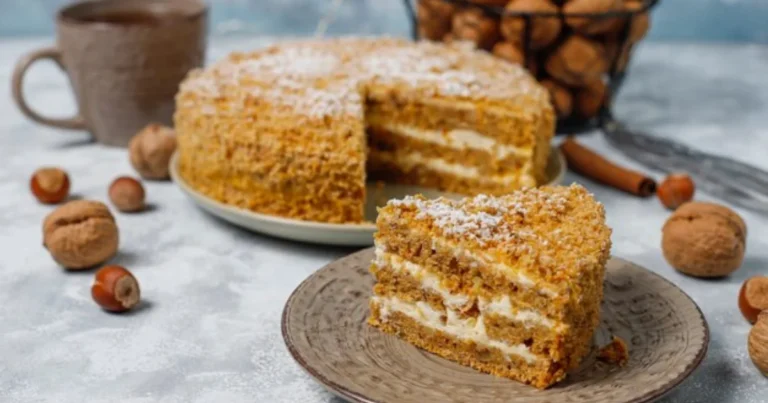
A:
367 126 532 176
367 150 536 195
374 219 568 320
369 298 567 389
370 258 571 360
176 38 555 224
372 222 603 368
376 185 612 294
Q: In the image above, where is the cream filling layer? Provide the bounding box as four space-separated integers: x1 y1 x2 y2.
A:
378 124 533 160
422 239 559 298
372 295 540 364
370 150 535 187
375 249 561 330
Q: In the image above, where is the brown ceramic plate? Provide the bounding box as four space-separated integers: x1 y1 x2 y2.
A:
282 248 709 403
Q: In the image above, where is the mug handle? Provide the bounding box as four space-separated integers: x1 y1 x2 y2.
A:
12 47 87 130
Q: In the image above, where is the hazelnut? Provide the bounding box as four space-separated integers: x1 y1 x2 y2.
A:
452 8 500 50
739 276 768 324
540 79 573 118
575 79 607 119
129 123 177 180
91 265 141 313
30 167 70 204
657 174 695 209
545 36 607 87
748 311 768 376
564 0 623 35
661 201 746 278
108 176 146 213
502 0 561 49
43 200 119 270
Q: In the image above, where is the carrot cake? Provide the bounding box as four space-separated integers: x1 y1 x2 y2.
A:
175 37 555 224
368 184 612 388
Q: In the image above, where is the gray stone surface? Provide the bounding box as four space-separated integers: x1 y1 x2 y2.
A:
1 37 767 402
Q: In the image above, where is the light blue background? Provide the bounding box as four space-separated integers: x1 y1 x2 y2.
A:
1 0 768 42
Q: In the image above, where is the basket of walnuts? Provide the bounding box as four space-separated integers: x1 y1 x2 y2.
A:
405 0 659 133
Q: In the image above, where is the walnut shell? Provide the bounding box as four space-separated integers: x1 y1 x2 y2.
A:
501 0 562 49
626 0 651 43
575 79 607 118
564 0 623 35
43 200 119 270
661 202 747 278
452 8 500 50
129 123 177 180
418 0 456 40
545 36 607 87
749 311 768 375
492 42 539 75
540 79 573 118
468 0 510 5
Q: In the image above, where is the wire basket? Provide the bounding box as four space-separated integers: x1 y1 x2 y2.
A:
403 0 660 134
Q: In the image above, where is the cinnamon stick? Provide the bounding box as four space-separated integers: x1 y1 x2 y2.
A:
560 137 656 197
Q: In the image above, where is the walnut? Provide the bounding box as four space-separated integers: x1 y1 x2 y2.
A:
662 202 747 277
575 79 607 118
43 200 119 270
492 42 539 75
540 79 573 118
452 8 501 50
468 0 510 5
492 41 524 65
625 0 650 43
501 0 562 49
129 123 177 180
418 0 456 40
563 0 623 35
545 36 607 87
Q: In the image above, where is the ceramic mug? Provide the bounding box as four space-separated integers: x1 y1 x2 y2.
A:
11 0 207 147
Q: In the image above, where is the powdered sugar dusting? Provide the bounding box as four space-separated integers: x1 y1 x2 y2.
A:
177 37 549 121
386 184 604 257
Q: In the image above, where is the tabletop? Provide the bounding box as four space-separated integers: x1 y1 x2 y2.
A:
1 37 767 403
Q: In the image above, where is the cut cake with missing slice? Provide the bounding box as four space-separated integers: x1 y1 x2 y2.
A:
368 184 612 389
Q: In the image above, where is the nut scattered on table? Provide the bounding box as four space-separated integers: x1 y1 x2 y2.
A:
661 201 746 278
30 167 70 204
43 200 119 270
748 311 768 376
501 0 562 49
91 265 141 313
657 173 695 210
109 176 146 213
739 276 768 324
129 123 177 180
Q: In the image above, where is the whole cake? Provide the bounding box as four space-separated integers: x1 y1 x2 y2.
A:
175 37 555 223
368 184 612 388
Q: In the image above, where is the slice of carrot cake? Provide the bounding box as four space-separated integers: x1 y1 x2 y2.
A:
368 184 612 389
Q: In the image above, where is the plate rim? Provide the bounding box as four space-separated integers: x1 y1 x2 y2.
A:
170 149 567 234
281 248 710 403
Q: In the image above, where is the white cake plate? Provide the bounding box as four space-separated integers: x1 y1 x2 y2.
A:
170 150 566 246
